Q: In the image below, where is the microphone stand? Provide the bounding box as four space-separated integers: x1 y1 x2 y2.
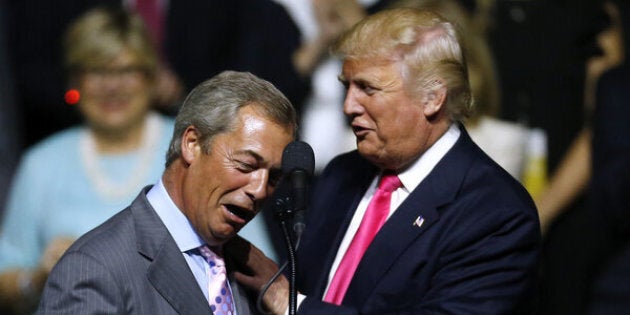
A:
274 197 298 315
266 140 314 315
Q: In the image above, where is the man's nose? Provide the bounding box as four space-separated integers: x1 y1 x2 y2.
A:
343 86 363 117
245 170 269 201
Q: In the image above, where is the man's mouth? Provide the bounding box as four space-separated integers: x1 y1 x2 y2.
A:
352 124 370 137
224 204 255 222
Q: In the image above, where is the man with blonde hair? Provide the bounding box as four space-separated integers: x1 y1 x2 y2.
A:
235 8 540 314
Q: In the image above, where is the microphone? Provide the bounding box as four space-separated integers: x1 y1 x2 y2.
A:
281 141 315 238
266 141 314 315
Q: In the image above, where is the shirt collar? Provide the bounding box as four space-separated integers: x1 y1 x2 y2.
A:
146 178 205 253
397 123 460 192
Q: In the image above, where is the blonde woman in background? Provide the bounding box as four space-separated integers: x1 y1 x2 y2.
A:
0 6 174 313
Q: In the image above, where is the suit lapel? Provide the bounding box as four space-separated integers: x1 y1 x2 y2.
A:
344 128 478 306
228 273 255 315
131 189 211 314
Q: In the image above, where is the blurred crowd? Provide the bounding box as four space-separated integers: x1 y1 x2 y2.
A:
0 0 628 314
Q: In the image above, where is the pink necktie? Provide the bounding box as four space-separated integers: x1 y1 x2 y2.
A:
324 172 402 305
199 245 235 315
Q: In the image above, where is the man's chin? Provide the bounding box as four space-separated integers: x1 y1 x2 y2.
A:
356 141 377 158
209 229 237 246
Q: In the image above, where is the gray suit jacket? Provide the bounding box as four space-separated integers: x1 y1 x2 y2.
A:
38 187 257 314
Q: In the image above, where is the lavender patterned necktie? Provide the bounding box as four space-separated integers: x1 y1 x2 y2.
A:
199 245 235 315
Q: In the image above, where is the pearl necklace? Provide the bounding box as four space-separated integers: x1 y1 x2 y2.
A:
80 112 162 201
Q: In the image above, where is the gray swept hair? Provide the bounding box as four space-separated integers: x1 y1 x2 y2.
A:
164 71 297 167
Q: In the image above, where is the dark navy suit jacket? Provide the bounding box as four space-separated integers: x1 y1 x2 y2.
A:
296 126 541 314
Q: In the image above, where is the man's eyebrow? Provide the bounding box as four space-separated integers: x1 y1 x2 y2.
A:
338 74 372 87
234 149 263 162
234 149 282 171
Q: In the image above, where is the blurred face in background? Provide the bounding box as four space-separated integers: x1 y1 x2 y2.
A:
77 48 153 135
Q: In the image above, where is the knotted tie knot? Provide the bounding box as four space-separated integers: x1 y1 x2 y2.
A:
199 245 225 273
378 172 402 193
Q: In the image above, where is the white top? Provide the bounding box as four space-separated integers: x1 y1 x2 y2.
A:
466 116 530 180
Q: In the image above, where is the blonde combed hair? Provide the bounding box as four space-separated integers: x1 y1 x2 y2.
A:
332 8 473 121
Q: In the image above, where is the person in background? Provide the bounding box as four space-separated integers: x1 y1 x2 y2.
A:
232 8 540 314
534 1 629 314
0 6 174 313
536 0 626 233
7 0 306 153
38 70 296 314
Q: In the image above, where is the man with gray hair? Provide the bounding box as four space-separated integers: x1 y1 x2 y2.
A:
38 70 296 314
234 8 540 314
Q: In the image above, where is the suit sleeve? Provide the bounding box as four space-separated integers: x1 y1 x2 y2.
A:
417 204 540 314
38 251 124 314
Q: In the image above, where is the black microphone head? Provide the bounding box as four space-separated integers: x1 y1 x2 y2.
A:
282 141 315 176
280 141 314 238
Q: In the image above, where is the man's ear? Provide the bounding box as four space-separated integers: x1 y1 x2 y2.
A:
181 126 201 164
422 84 447 117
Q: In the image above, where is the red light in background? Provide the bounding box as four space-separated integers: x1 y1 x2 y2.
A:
65 89 80 105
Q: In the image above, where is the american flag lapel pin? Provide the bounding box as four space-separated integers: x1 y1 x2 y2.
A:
413 215 425 228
